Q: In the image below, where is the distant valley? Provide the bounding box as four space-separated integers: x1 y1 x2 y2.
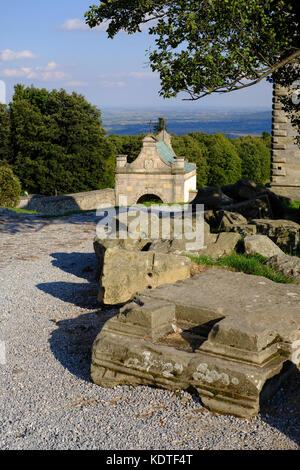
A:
101 108 272 138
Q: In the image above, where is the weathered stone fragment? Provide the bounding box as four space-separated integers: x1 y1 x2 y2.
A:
225 223 257 237
146 231 240 259
244 234 284 258
219 211 248 230
222 179 271 201
93 236 150 281
222 178 285 218
204 210 218 227
190 186 234 209
250 219 300 251
198 232 241 259
91 269 300 418
98 247 191 304
221 197 272 220
265 254 300 283
217 211 258 236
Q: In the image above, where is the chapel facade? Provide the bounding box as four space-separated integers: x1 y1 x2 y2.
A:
115 128 197 204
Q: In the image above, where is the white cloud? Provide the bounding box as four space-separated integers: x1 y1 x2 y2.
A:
1 49 37 62
1 62 69 81
40 70 68 81
61 18 89 31
60 18 108 32
43 61 58 71
61 15 155 34
2 67 37 78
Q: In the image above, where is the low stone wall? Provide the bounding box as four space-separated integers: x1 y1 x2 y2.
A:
270 185 300 201
18 188 116 215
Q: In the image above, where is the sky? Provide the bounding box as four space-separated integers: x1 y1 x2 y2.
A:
0 0 273 110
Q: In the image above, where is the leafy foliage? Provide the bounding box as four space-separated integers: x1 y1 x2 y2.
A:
233 136 271 182
3 85 271 195
85 1 299 145
9 85 115 195
107 134 143 164
0 104 12 164
85 0 300 100
171 133 208 187
199 133 242 186
0 165 21 207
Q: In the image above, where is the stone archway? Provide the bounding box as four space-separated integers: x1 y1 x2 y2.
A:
134 189 166 204
136 194 163 204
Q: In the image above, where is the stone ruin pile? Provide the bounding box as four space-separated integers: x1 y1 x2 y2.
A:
91 269 300 418
90 179 300 418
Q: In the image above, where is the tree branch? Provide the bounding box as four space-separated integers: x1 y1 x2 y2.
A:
182 49 300 100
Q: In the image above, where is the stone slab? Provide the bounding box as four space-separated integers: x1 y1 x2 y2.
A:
98 247 192 304
91 269 300 418
244 234 284 258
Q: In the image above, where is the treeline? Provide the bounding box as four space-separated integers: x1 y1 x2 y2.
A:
0 85 271 196
106 131 271 188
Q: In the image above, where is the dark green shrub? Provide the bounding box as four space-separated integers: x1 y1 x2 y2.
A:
0 165 22 207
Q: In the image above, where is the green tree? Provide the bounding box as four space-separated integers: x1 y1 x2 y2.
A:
0 104 12 164
107 134 143 163
0 165 21 207
171 133 208 187
233 136 271 183
200 133 242 186
85 1 299 100
10 85 114 195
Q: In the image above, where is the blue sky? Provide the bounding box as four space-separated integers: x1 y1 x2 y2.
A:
0 0 272 110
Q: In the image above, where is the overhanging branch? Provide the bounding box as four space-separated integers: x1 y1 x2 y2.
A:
182 49 300 100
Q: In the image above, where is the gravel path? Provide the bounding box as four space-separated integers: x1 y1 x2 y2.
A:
0 210 299 450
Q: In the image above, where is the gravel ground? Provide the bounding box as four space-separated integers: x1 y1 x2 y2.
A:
0 210 299 450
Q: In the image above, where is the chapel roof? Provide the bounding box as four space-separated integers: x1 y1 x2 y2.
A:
156 140 196 174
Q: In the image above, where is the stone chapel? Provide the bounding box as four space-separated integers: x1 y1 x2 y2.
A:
115 128 197 204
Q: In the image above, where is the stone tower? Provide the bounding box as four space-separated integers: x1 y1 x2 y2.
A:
270 83 300 200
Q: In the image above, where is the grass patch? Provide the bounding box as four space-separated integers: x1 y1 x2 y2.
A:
1 206 97 218
281 199 300 222
282 199 300 210
4 207 37 214
188 252 294 284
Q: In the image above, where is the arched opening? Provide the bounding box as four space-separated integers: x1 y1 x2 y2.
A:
136 194 163 205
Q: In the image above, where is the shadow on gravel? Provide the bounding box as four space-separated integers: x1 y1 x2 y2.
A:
260 367 300 447
0 210 99 235
50 252 98 281
36 251 99 308
37 281 99 308
48 310 116 382
49 309 300 447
